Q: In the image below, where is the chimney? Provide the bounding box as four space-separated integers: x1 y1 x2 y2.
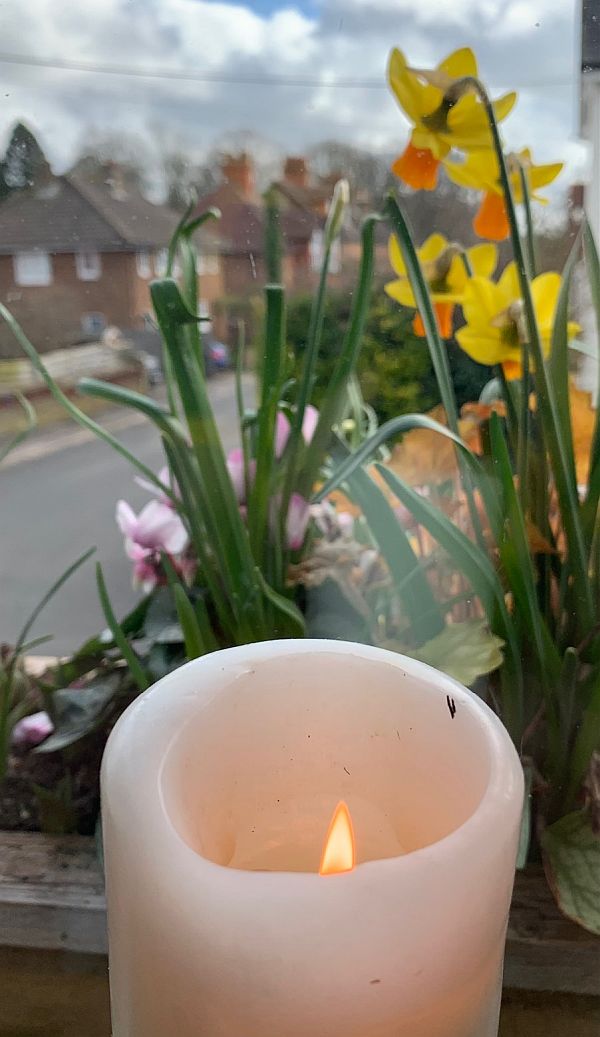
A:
284 156 309 189
221 152 255 200
106 161 128 201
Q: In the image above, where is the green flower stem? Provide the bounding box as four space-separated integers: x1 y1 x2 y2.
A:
249 285 286 576
264 187 283 283
234 320 253 505
298 214 380 499
518 162 538 279
280 242 332 524
458 74 594 639
516 346 530 514
384 194 487 555
151 279 266 640
96 563 149 692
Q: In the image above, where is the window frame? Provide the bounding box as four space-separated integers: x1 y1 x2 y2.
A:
75 250 102 282
136 249 152 279
13 250 53 287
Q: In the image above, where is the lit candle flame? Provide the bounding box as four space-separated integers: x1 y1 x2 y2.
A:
319 801 355 875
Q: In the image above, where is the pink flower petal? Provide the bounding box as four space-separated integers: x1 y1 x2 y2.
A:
116 500 137 537
134 500 188 554
132 557 159 593
226 449 256 504
286 493 310 550
135 467 174 505
275 411 291 458
11 711 54 748
302 405 319 444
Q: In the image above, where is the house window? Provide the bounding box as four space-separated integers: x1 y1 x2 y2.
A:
198 254 219 275
81 312 107 337
136 250 151 278
154 248 169 277
13 251 52 287
75 251 102 281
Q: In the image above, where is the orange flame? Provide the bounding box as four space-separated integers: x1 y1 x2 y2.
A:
319 801 355 875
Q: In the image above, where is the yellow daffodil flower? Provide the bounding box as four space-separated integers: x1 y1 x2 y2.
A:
385 233 497 339
456 262 579 378
445 148 563 241
388 47 517 191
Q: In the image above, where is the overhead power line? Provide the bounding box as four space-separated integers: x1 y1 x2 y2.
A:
0 50 574 90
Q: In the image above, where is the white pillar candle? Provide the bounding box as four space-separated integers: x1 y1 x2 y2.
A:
102 639 523 1037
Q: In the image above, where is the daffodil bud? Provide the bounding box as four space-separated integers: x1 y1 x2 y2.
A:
324 178 350 248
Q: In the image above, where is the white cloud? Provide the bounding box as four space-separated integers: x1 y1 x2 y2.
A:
0 0 584 189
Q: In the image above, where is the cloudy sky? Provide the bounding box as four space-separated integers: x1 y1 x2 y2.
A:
0 0 589 183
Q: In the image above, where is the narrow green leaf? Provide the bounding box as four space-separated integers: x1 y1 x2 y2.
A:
14 547 96 658
375 462 524 739
255 570 306 638
384 194 458 429
517 763 533 870
0 392 36 464
96 563 149 692
457 74 593 638
489 412 561 687
549 232 581 493
250 285 286 570
584 219 600 483
345 465 443 642
517 161 538 279
194 595 219 652
542 810 600 935
299 214 381 498
564 665 600 810
160 550 214 659
0 304 173 501
172 585 206 660
263 187 283 283
151 277 265 639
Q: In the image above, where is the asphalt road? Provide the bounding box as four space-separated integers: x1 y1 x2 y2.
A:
0 372 253 656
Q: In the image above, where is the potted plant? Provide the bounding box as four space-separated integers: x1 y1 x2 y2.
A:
1 42 599 1034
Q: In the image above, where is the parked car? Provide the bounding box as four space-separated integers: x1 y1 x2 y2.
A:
204 336 230 375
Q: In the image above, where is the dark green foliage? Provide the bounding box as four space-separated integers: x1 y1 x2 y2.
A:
0 122 50 199
286 291 492 425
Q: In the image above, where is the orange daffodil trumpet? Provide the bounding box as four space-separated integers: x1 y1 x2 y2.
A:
388 47 516 191
455 262 580 379
445 148 564 241
385 233 497 338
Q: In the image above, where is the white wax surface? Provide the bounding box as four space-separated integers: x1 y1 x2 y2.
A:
102 639 523 1037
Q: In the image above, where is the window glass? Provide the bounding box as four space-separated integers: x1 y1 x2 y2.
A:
13 251 52 286
136 250 151 278
75 251 102 281
154 248 169 277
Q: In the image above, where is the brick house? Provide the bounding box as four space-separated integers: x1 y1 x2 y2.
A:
0 172 224 359
193 153 357 300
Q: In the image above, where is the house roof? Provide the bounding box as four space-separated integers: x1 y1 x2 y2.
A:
271 179 332 213
0 174 184 254
193 181 320 256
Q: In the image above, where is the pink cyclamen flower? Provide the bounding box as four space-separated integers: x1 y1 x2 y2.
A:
286 493 311 550
12 711 54 748
131 556 161 594
226 448 256 504
135 467 177 508
275 405 319 458
116 499 188 560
